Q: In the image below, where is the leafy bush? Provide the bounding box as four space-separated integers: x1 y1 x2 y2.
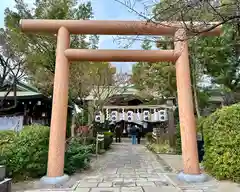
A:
175 124 181 155
0 125 94 180
64 139 92 175
103 131 113 137
145 132 153 143
202 104 240 182
68 136 96 153
74 136 96 145
103 132 113 150
75 112 88 127
0 130 16 147
0 125 50 179
146 142 175 154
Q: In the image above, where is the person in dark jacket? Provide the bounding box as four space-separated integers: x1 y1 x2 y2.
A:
130 124 137 144
115 124 121 143
136 127 141 144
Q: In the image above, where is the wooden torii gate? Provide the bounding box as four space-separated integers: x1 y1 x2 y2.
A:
20 20 221 184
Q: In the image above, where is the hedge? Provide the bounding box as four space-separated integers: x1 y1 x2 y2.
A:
202 103 240 182
0 130 16 147
103 132 113 150
64 139 92 175
0 125 50 179
0 125 91 180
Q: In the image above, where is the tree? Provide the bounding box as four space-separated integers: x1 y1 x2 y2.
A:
86 70 131 123
132 38 176 99
0 29 25 111
118 0 240 110
115 0 240 33
190 25 240 104
3 0 109 104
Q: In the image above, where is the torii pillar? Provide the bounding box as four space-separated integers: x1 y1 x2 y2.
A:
174 29 206 182
41 27 70 184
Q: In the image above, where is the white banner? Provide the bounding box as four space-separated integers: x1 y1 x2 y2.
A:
0 116 24 132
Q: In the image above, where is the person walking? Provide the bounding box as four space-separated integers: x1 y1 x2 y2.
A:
130 124 137 144
136 127 141 144
115 124 121 143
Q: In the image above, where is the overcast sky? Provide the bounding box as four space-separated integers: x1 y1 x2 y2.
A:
0 0 156 73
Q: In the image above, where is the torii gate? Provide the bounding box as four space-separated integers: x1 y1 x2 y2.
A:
20 19 221 184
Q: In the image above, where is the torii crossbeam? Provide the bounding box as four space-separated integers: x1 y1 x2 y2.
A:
20 19 221 184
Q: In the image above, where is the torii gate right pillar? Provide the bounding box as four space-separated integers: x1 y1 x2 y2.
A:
174 29 206 182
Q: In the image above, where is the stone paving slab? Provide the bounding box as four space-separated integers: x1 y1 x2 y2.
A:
143 186 181 192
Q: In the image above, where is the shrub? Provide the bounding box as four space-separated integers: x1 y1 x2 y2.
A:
74 136 96 145
103 131 113 137
0 125 94 180
202 104 240 182
145 132 153 143
146 142 175 154
175 124 181 155
0 130 16 147
0 125 50 179
103 132 113 150
64 139 92 175
69 136 96 153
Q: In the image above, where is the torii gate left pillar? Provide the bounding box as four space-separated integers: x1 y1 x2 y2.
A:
20 19 220 185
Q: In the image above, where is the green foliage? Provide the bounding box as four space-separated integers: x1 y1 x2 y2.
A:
103 132 113 150
64 139 92 175
0 130 16 147
0 125 50 179
103 131 113 137
175 124 182 155
202 103 240 182
132 39 176 98
146 142 175 154
145 131 175 154
75 112 88 127
70 136 96 153
78 136 96 145
0 125 95 180
66 109 73 138
2 0 113 103
191 25 240 93
145 132 153 143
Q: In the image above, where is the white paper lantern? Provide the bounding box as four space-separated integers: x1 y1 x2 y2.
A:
127 111 134 122
95 111 102 122
111 111 118 122
143 110 150 121
158 109 168 121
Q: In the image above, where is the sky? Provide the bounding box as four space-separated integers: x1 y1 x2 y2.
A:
0 0 156 73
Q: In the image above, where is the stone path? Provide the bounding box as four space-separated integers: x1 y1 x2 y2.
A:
22 140 233 192
73 142 181 192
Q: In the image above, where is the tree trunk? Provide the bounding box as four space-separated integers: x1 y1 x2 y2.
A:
71 114 75 138
193 83 201 118
190 56 201 118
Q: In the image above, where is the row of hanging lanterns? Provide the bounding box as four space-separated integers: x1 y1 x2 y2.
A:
95 109 168 123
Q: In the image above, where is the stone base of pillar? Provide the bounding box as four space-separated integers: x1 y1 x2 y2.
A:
177 171 208 183
40 174 69 185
